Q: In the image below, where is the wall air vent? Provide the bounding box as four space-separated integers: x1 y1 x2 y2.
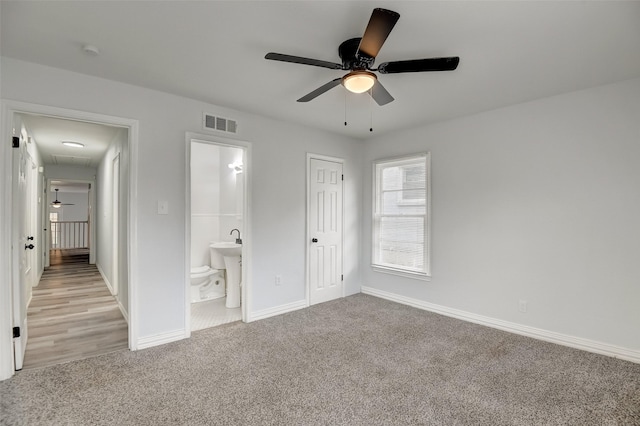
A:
203 113 238 134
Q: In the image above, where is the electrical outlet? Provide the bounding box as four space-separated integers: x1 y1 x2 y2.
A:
518 300 528 313
275 275 282 286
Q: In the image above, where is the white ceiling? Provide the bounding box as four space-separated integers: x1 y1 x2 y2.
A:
19 114 122 168
2 1 640 140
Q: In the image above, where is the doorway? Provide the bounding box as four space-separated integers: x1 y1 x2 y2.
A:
2 102 138 375
185 134 251 335
307 154 344 306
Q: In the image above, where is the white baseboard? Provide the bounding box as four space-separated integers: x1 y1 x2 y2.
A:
96 262 128 323
247 299 308 322
137 329 186 350
96 263 114 294
361 286 640 364
116 298 129 324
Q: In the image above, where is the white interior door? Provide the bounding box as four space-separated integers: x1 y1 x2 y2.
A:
12 132 30 370
308 157 343 305
25 154 37 288
112 155 120 296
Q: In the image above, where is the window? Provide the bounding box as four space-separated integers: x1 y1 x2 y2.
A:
49 212 59 246
372 153 430 279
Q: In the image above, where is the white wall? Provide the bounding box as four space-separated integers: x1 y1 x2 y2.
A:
361 77 640 352
49 191 88 221
190 142 221 268
0 58 363 346
46 164 97 182
96 127 129 315
190 143 243 268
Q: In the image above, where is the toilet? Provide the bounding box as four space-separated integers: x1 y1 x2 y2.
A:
190 265 225 303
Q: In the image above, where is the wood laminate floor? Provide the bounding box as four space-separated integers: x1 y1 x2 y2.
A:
22 249 128 370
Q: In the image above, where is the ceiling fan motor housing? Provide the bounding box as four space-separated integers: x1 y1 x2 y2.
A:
339 38 374 70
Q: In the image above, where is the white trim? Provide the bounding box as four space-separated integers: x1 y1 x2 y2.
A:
371 265 431 281
98 262 130 323
111 154 120 296
361 286 640 364
96 263 114 294
184 138 192 338
191 213 241 218
0 104 15 380
247 300 308 322
184 132 252 335
45 177 96 261
306 153 346 307
137 329 185 350
372 152 431 279
0 100 139 378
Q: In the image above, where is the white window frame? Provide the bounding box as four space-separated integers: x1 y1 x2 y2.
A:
372 152 431 280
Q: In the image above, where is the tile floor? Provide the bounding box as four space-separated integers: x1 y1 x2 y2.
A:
191 297 241 331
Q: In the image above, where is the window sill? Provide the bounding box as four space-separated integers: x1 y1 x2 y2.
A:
371 265 431 281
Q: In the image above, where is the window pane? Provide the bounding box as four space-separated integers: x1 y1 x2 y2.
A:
402 165 425 189
373 153 430 277
381 167 402 190
381 191 425 214
378 216 424 270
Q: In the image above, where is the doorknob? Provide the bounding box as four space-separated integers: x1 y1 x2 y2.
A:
311 238 318 243
27 236 34 240
25 244 34 250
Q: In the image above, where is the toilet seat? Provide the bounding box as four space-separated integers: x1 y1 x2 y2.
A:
190 265 218 279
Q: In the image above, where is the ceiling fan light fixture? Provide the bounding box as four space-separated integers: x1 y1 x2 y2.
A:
52 203 61 209
342 71 377 94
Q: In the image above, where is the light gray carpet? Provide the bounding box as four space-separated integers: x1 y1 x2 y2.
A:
1 294 639 425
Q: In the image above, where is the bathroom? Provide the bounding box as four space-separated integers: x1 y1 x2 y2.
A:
189 140 244 331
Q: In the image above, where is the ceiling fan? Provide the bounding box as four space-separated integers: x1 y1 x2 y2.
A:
51 188 74 208
265 8 460 106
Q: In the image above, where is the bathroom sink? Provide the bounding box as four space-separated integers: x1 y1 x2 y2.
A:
209 242 243 309
209 242 242 257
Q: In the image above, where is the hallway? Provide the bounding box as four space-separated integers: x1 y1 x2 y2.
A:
22 249 128 370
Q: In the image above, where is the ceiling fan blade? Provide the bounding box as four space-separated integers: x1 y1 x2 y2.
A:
297 78 342 102
357 8 400 59
265 53 342 70
377 57 460 74
370 80 394 106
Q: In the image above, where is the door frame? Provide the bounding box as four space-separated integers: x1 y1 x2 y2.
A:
184 132 252 335
305 153 345 306
46 178 96 263
0 100 139 380
112 154 120 296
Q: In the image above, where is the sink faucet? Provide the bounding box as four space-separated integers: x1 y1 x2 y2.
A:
230 229 242 244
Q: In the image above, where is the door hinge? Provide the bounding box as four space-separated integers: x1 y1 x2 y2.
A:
341 174 344 181
13 327 20 338
12 136 20 148
341 274 344 281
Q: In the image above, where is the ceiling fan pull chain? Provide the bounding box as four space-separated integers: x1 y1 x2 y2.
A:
369 88 374 132
344 91 348 126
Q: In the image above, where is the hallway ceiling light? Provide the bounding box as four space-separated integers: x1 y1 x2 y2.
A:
62 141 85 148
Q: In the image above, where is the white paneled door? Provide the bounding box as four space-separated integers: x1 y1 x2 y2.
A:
308 157 343 305
12 131 30 370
